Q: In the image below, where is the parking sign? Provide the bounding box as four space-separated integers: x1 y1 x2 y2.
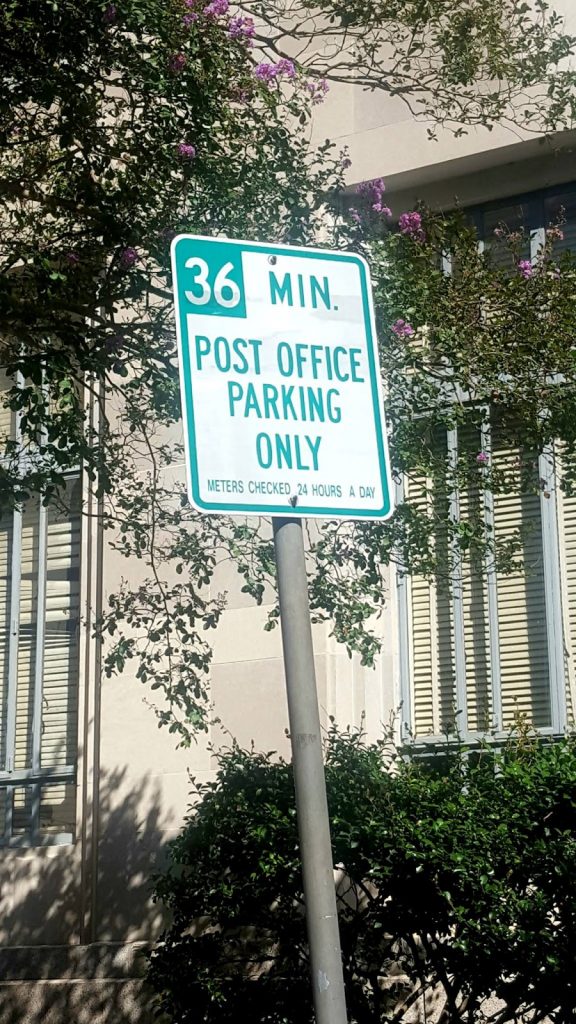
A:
171 235 393 520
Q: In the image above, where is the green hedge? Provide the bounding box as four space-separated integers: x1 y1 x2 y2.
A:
148 729 576 1022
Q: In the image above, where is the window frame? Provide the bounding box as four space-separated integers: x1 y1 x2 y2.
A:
0 369 81 847
397 185 576 746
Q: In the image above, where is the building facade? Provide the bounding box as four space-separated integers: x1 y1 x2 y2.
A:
1 3 576 1018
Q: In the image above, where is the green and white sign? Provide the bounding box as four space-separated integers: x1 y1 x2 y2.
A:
170 235 393 520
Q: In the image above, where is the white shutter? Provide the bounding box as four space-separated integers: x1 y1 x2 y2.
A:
554 446 576 724
7 481 81 774
0 512 11 770
41 477 81 768
14 497 40 771
406 462 456 739
491 435 550 728
458 423 492 732
406 422 553 739
0 363 81 841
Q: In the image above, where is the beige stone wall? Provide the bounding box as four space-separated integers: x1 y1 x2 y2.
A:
311 0 576 202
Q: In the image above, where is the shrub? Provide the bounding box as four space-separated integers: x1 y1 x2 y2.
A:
148 728 576 1022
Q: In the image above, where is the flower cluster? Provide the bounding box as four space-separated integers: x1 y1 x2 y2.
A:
357 177 391 216
254 59 296 84
254 62 276 83
228 15 255 43
277 57 296 79
391 319 415 337
183 12 198 26
476 452 489 465
203 0 229 17
178 142 197 159
398 210 425 242
517 259 533 278
546 226 564 241
305 78 329 105
118 247 138 271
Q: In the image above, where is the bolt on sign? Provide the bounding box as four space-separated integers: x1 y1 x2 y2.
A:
170 235 393 520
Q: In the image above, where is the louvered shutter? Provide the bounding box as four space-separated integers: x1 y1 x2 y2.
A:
491 435 550 728
14 497 39 771
0 512 10 770
42 477 81 769
458 422 493 732
406 475 441 736
0 371 14 772
406 423 552 738
0 364 81 841
554 446 576 725
405 442 456 739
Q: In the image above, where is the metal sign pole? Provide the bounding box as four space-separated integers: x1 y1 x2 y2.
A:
272 516 348 1024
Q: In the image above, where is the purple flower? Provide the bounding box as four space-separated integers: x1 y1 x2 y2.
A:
103 4 117 24
177 142 197 159
255 59 299 85
391 319 415 337
358 177 385 201
357 179 392 217
184 0 198 6
203 0 228 17
476 452 489 465
349 207 361 225
65 251 80 265
118 247 138 271
306 78 329 104
517 259 533 278
276 57 296 79
169 53 187 73
254 62 278 84
228 15 255 41
373 203 392 217
398 211 425 242
183 12 198 25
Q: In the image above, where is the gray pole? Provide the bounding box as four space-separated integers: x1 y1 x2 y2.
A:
272 516 348 1024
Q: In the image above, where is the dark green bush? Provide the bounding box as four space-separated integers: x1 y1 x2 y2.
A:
148 729 576 1023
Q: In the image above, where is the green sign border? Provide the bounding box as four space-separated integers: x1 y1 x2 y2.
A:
171 235 393 521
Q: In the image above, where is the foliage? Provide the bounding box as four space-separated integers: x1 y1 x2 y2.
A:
0 0 345 740
242 0 576 134
2 3 576 741
148 727 576 1023
307 207 576 663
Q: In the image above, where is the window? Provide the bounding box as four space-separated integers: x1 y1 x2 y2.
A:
0 370 81 845
398 185 576 744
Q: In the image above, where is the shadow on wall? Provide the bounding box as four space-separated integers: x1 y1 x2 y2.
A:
0 766 174 1024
